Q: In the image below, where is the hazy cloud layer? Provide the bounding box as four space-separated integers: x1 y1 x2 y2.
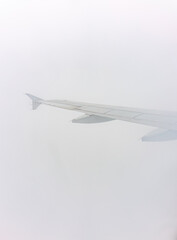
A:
0 0 177 239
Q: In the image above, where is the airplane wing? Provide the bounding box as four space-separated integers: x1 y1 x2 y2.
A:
26 93 177 141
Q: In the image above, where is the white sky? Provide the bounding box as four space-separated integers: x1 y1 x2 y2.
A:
0 0 177 239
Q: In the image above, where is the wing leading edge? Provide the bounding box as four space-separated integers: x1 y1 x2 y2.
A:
26 94 177 141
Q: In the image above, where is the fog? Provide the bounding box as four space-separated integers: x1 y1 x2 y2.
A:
0 0 177 239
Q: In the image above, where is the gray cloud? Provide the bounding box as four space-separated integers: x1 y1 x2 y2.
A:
0 0 177 239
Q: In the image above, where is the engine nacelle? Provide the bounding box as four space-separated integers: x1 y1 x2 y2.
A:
142 129 177 142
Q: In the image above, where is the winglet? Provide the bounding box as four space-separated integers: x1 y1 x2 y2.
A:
26 93 43 110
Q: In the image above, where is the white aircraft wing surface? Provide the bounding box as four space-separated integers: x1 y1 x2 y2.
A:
26 93 177 141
